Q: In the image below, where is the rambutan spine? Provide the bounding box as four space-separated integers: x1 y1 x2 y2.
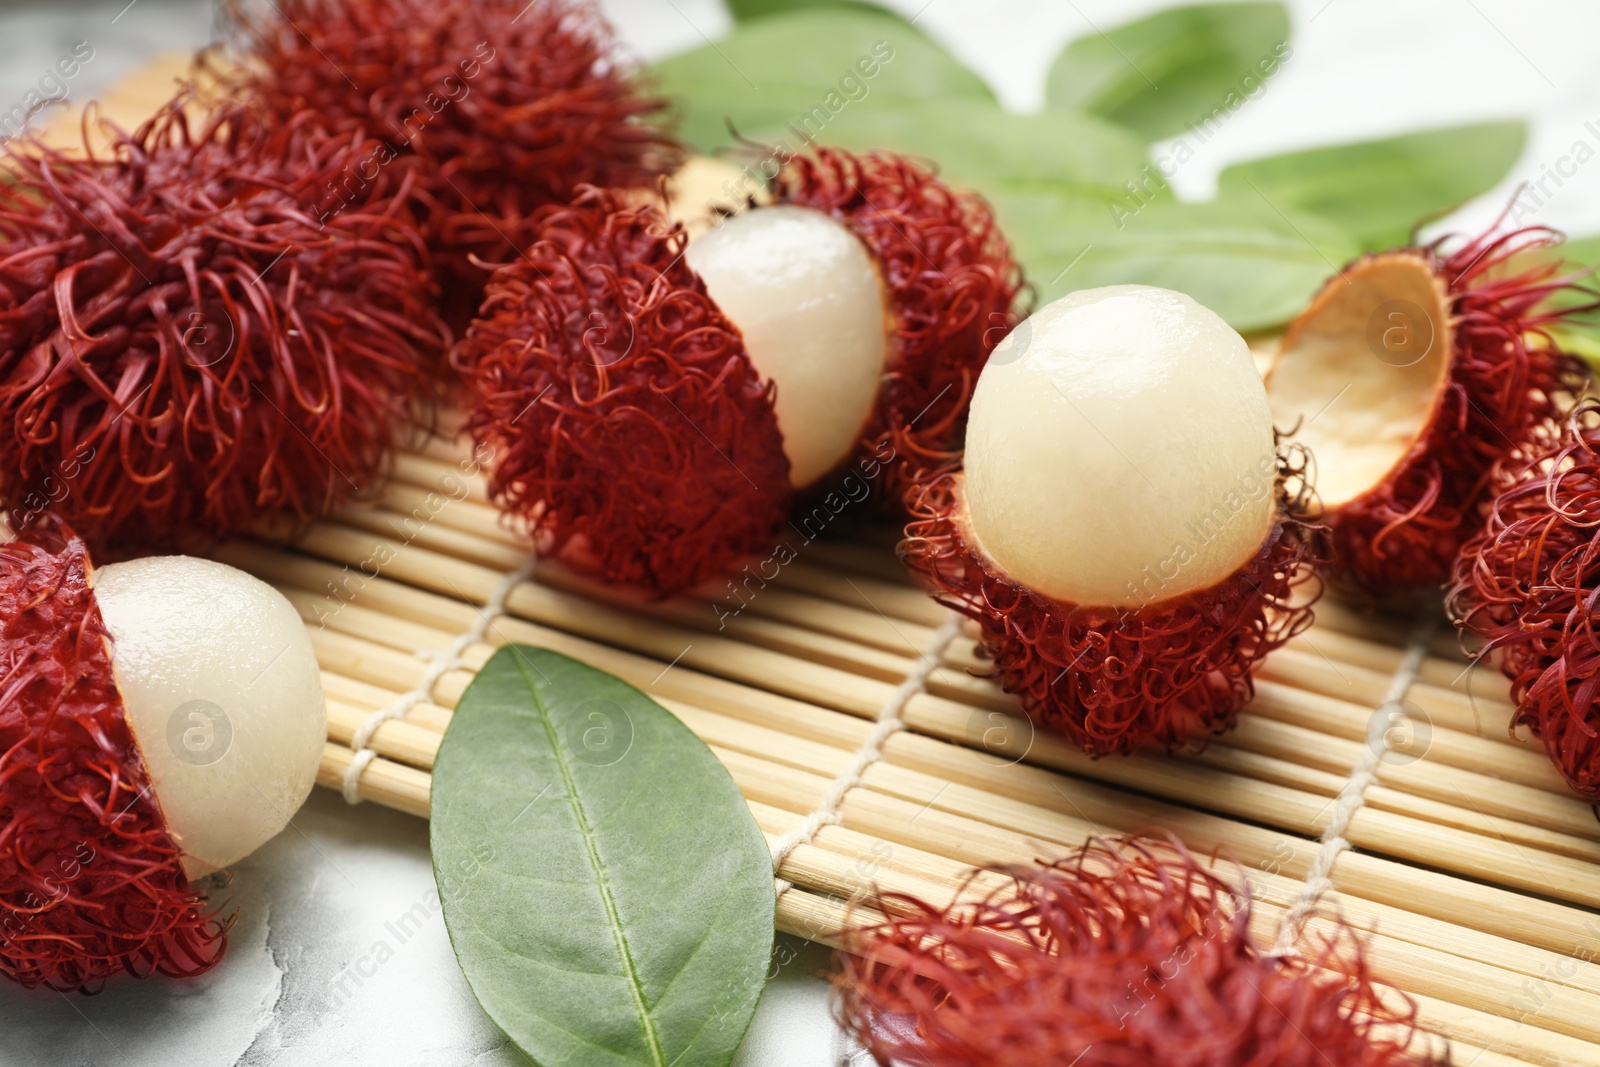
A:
0 529 227 993
901 467 1321 755
832 834 1443 1067
219 0 682 308
775 147 1026 501
454 186 792 595
0 94 445 550
1277 223 1591 596
1448 399 1600 802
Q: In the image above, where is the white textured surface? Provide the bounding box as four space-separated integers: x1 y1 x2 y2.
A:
0 2 1596 1065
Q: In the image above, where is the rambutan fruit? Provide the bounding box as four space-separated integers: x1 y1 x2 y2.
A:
1448 400 1600 802
0 528 326 992
833 834 1443 1067
456 147 1024 596
901 285 1319 755
0 95 444 551
1264 223 1590 597
219 0 682 312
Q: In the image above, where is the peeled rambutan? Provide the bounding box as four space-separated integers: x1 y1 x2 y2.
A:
1448 400 1600 802
0 526 325 992
1264 222 1591 597
0 94 444 550
902 285 1320 755
833 834 1443 1067
456 147 1024 596
219 0 682 311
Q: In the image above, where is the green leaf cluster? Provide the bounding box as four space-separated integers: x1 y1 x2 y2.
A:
653 0 1535 334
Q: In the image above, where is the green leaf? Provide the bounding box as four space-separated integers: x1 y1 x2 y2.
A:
433 646 774 1067
651 9 993 152
752 98 1161 202
1217 121 1528 251
1045 3 1291 141
1509 234 1600 365
993 189 1357 333
727 0 898 21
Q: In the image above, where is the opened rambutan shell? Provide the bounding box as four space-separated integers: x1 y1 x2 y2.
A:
0 532 225 993
1448 401 1600 801
454 187 792 595
221 0 681 307
775 147 1025 500
833 834 1443 1067
1267 225 1589 597
901 472 1318 754
0 96 445 551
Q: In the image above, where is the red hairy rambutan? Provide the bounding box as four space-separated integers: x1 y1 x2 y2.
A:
455 187 793 594
1448 400 1600 802
1266 222 1590 597
0 94 444 550
219 0 681 309
455 146 1023 595
833 834 1444 1067
901 285 1320 754
903 470 1319 755
773 147 1026 500
0 532 222 992
0 524 326 992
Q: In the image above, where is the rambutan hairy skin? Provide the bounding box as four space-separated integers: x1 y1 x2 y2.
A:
1317 226 1589 596
0 528 227 993
832 834 1444 1067
454 187 792 596
0 96 446 552
220 0 682 308
1448 400 1600 802
775 148 1026 504
900 472 1321 755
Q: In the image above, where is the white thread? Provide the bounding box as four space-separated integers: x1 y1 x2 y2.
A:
769 612 965 894
341 563 534 805
1270 611 1438 956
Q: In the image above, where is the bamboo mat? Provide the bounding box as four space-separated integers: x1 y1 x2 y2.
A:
39 60 1600 1067
194 419 1592 1067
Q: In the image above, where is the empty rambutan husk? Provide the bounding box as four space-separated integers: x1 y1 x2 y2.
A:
1448 399 1600 802
0 531 225 992
0 93 445 550
832 834 1444 1067
1265 223 1591 597
455 146 1023 596
217 0 682 316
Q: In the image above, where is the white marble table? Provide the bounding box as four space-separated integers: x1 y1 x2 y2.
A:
0 1 1596 1064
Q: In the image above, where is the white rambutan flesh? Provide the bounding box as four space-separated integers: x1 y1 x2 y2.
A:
685 204 889 489
963 284 1278 608
94 556 326 878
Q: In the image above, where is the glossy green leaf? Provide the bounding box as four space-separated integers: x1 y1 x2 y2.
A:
1217 122 1527 251
1511 234 1600 365
433 646 774 1067
727 0 901 22
993 189 1357 332
651 9 992 152
1045 2 1291 141
752 98 1161 202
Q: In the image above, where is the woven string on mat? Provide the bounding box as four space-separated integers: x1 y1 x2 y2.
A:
341 562 534 804
1270 610 1440 955
769 611 966 896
